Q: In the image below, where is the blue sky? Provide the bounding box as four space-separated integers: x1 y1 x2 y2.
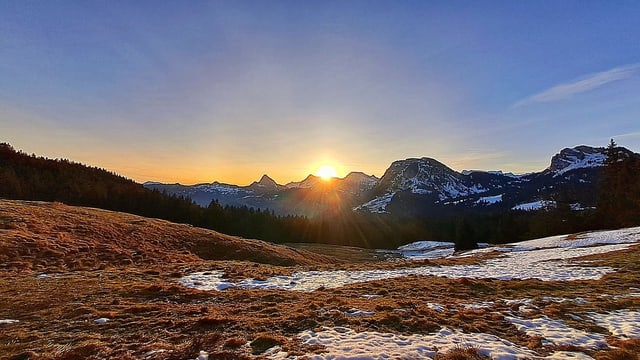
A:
2 1 640 184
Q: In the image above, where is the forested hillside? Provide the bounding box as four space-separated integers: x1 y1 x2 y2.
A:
0 143 307 243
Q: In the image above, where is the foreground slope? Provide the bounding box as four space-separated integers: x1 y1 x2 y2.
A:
1 202 639 359
0 199 331 271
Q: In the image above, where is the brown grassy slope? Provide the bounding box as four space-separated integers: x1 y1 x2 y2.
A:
0 199 333 272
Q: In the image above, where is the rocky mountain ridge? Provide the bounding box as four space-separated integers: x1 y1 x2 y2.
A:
145 145 635 217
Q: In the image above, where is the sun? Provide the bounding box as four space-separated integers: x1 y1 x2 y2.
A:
315 165 338 180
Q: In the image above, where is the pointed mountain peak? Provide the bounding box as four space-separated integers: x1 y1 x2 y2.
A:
247 174 283 192
257 174 277 185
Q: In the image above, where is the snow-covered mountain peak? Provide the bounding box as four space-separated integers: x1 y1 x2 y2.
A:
548 145 607 176
357 157 494 213
377 157 467 196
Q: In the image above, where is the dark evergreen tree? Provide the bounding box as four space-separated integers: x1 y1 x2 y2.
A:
598 139 640 228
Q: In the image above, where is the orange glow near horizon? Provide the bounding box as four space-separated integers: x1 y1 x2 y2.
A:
315 165 339 180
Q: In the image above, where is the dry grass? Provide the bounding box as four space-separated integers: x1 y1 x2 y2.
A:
0 200 639 359
0 199 335 273
595 339 640 360
434 346 490 360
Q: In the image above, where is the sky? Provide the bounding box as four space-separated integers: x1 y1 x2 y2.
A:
2 1 640 185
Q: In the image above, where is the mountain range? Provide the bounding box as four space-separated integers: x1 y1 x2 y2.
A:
144 145 638 217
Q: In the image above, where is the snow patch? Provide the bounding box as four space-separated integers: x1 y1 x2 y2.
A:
178 271 234 291
397 240 456 260
476 194 503 205
398 241 455 252
344 308 375 317
541 297 589 305
94 318 110 325
355 193 395 213
494 228 640 251
512 200 555 211
545 351 594 359
425 302 445 313
361 294 381 299
461 301 495 310
0 319 19 325
506 316 608 349
588 310 640 338
271 327 539 360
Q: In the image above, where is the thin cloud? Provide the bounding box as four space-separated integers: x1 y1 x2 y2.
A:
614 131 640 140
513 63 640 108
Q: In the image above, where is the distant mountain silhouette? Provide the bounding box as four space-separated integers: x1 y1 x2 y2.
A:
147 145 638 217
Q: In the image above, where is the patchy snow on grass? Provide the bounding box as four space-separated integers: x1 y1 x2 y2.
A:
545 351 594 359
541 297 589 305
179 271 233 291
180 227 639 292
588 310 640 338
503 298 534 306
344 308 375 317
461 301 495 310
272 327 540 360
265 327 606 360
506 316 608 349
425 302 445 313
